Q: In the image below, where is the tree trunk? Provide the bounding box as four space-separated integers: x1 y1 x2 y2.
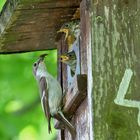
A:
90 0 140 139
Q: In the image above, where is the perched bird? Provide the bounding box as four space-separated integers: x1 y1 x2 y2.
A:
33 54 76 138
57 20 80 50
60 51 77 75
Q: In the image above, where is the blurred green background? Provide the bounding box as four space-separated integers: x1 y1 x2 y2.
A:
0 0 6 12
0 50 57 140
0 1 57 140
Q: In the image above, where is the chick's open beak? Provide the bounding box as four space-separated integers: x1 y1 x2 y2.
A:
57 28 69 40
60 55 69 62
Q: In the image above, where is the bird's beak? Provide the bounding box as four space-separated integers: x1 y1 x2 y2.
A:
60 55 69 62
39 54 48 62
57 28 69 40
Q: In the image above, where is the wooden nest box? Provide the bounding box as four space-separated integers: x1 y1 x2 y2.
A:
0 0 90 140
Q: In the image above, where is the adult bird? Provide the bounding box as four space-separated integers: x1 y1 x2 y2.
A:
33 54 76 138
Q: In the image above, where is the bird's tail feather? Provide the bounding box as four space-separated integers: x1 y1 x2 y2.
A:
55 111 76 139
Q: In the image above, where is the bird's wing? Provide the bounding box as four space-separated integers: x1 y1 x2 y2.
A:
39 76 52 133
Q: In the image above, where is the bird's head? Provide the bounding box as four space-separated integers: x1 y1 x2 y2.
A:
57 23 71 40
60 51 76 65
33 54 48 76
57 22 73 33
57 20 80 42
61 22 71 29
62 21 79 30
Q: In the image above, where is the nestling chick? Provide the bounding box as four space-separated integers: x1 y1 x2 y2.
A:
58 20 80 50
60 51 77 75
33 54 76 138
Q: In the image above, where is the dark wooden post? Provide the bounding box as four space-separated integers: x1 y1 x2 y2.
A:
56 0 90 139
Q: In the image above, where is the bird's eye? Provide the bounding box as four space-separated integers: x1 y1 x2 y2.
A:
65 24 69 27
69 54 72 57
34 63 37 67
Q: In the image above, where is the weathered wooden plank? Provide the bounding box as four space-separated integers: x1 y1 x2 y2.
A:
63 74 87 115
80 0 90 74
19 0 80 9
64 98 89 140
63 0 91 140
55 75 87 139
56 34 68 140
56 0 90 139
90 0 140 139
0 0 80 54
0 0 19 34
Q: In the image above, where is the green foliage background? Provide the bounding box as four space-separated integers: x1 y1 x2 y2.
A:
0 0 6 12
0 50 57 140
0 1 57 140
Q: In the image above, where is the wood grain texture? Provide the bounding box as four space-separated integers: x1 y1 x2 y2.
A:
65 99 89 140
56 34 68 140
91 0 140 139
0 0 80 54
54 74 87 129
64 74 87 115
60 0 90 139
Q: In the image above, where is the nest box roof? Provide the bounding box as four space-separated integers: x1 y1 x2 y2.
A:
0 0 80 54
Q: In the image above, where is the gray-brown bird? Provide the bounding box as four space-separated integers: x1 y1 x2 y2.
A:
33 54 76 138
